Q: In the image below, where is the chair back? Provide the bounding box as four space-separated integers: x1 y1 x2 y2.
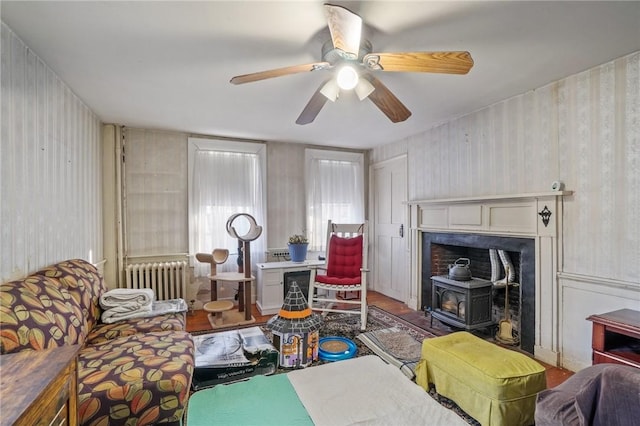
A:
325 221 368 278
308 220 369 330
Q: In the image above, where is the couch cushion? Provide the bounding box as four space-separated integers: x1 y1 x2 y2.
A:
77 330 194 426
36 259 106 330
0 275 87 354
535 364 640 426
86 312 186 345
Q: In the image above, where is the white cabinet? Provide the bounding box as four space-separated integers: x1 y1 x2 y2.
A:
257 269 283 315
256 260 324 315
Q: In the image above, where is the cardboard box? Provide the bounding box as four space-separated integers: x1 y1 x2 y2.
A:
192 326 278 390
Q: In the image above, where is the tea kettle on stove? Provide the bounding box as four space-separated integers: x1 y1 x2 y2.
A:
448 258 472 281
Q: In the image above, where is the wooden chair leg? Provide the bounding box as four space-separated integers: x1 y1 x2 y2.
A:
307 280 316 310
360 289 367 331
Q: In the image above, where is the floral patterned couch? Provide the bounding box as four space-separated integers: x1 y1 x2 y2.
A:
0 259 194 426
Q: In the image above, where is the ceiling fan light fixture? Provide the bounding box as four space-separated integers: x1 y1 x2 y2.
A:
354 77 375 101
336 65 359 90
231 3 472 125
320 79 339 102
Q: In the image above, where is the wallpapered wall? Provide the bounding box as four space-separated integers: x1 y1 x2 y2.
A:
1 23 103 282
119 130 315 256
372 51 640 369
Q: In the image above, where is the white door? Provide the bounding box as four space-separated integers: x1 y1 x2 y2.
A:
371 155 408 302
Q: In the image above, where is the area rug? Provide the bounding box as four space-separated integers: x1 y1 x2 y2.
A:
357 326 424 379
190 305 432 360
259 305 436 367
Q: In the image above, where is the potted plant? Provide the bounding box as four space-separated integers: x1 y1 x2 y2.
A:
288 234 309 263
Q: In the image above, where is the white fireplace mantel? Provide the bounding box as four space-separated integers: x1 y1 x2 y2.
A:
407 191 572 366
409 191 573 205
408 191 572 238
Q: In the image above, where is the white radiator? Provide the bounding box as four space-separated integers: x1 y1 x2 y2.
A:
125 261 187 301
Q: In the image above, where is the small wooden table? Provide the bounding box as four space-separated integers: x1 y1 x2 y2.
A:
587 308 640 368
0 345 80 426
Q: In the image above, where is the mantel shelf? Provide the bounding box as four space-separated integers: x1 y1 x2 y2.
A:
407 191 573 206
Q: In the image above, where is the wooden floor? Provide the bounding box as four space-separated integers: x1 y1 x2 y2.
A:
186 290 574 388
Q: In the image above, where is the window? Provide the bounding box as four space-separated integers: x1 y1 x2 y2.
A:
188 137 266 277
305 149 364 251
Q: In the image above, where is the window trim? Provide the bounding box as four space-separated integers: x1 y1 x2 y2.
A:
305 148 364 165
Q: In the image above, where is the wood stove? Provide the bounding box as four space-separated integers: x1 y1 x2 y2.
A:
431 275 494 330
422 232 536 354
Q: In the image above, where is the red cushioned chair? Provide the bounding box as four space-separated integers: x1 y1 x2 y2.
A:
307 221 369 330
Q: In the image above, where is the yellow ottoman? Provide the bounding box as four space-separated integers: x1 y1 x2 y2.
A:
415 331 546 426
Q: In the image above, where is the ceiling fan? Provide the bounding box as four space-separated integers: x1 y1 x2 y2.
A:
230 3 474 125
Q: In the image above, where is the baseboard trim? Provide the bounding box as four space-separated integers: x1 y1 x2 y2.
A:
535 345 560 367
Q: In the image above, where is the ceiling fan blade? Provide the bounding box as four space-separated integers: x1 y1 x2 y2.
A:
325 4 362 58
230 62 330 85
296 80 331 125
363 51 474 75
362 74 411 123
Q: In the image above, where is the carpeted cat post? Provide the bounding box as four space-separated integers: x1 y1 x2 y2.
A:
266 282 322 368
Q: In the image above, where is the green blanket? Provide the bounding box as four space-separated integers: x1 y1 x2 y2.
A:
187 374 313 426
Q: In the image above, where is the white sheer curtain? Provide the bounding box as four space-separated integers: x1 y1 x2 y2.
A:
190 139 266 277
305 149 364 252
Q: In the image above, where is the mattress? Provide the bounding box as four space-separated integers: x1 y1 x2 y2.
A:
187 355 467 426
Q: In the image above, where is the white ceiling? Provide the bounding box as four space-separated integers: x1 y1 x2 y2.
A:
2 1 639 149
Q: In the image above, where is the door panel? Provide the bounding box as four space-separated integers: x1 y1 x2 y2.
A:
372 156 407 302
